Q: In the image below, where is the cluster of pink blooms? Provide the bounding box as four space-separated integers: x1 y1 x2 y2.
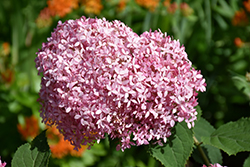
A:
0 157 6 167
202 163 227 167
35 16 206 151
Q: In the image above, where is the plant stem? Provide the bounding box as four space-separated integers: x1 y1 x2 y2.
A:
193 136 210 166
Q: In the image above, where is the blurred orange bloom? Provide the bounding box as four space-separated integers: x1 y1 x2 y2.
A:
82 0 103 15
1 42 10 56
47 0 79 17
36 7 53 28
232 9 248 26
135 0 160 12
47 125 87 158
180 2 193 16
244 0 250 13
117 0 127 11
163 0 171 7
167 2 178 14
234 37 244 48
17 116 87 158
1 69 15 84
163 0 178 14
17 116 40 140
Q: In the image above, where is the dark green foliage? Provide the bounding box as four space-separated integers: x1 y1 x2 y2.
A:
12 130 51 167
193 117 222 164
148 122 193 167
202 117 250 156
1 0 250 166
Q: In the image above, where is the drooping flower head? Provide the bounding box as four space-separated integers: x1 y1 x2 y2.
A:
35 16 206 151
47 125 87 158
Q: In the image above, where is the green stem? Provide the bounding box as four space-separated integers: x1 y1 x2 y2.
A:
11 0 21 67
193 136 210 166
12 24 18 66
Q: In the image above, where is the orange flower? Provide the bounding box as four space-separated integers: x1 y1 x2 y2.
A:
81 0 103 15
17 116 40 140
167 2 178 14
234 37 244 48
117 0 127 11
1 42 10 56
47 125 87 158
47 0 79 17
163 0 171 7
180 2 193 16
36 7 53 28
244 0 250 13
232 9 248 26
135 0 160 12
1 69 15 84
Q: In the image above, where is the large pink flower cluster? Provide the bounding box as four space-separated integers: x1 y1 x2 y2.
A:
35 16 206 151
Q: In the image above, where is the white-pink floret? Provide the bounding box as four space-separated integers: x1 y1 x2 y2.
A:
35 16 206 151
202 163 227 167
0 157 6 167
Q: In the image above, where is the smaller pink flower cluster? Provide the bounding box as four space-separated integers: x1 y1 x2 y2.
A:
36 17 206 151
0 157 6 167
202 163 227 167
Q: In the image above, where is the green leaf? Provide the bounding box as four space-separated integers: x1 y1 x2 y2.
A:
230 71 250 100
243 154 250 167
193 117 222 164
142 12 152 32
212 0 234 18
195 105 202 123
12 130 51 167
202 117 250 156
148 121 193 167
214 14 228 30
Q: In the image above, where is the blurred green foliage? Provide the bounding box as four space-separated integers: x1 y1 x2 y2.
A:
0 0 250 166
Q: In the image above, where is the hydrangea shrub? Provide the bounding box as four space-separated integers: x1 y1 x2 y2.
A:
35 16 206 151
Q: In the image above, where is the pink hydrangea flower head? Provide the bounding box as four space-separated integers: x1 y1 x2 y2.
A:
0 157 6 167
35 16 206 151
202 163 227 167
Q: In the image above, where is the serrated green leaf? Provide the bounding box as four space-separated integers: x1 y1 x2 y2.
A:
148 121 193 167
195 105 202 123
194 118 215 140
202 117 250 156
193 117 222 164
12 130 51 167
243 154 250 167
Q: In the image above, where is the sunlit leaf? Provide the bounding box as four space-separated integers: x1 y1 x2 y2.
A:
148 121 193 167
243 154 250 167
193 117 222 164
202 117 250 156
12 130 51 167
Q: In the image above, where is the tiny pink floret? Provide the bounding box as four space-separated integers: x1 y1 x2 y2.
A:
35 17 206 151
0 157 6 167
202 163 227 167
